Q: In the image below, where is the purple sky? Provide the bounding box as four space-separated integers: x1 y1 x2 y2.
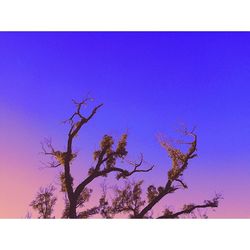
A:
1 32 250 218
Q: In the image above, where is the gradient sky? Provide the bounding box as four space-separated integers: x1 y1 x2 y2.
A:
1 32 250 218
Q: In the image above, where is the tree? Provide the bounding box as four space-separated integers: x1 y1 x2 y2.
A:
30 185 57 219
133 129 220 219
40 98 153 218
31 98 221 219
92 128 221 219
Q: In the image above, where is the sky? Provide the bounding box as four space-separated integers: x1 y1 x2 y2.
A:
1 32 250 218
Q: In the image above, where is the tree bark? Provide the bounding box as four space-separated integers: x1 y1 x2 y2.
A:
69 198 77 218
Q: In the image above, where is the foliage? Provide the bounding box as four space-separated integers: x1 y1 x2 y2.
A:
111 181 145 218
30 185 57 219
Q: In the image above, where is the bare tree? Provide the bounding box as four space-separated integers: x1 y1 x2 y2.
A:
30 185 57 219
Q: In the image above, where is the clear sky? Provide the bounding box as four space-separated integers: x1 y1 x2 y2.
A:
1 32 250 218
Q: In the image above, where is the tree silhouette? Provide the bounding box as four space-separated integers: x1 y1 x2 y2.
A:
87 129 221 219
40 98 153 218
31 98 221 219
30 185 57 219
133 129 220 218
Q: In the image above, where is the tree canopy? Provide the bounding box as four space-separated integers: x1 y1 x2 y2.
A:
30 98 221 219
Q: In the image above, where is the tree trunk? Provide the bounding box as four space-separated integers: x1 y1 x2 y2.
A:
69 199 77 218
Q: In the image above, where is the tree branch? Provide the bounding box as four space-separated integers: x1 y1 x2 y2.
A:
158 197 220 219
175 179 188 189
41 139 63 168
74 160 154 200
124 154 154 177
63 99 103 214
135 129 198 218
